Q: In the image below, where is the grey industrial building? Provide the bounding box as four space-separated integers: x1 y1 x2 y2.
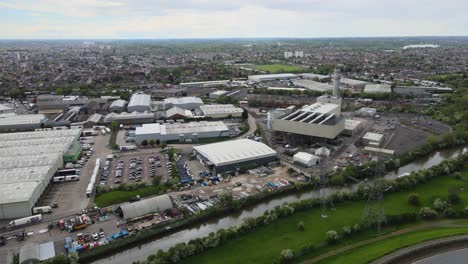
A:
135 121 229 144
272 102 345 144
118 194 173 219
127 94 151 112
163 97 204 110
394 86 453 97
0 104 14 114
248 73 298 82
200 104 244 119
109 99 127 113
103 112 155 125
0 129 82 219
193 139 277 174
0 114 47 132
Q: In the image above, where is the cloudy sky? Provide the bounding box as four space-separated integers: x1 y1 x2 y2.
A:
1 0 467 39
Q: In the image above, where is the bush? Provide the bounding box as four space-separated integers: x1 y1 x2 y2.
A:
280 249 294 263
297 221 305 231
433 198 448 212
141 140 148 146
342 225 352 236
329 174 345 186
419 207 438 220
326 230 340 243
407 193 421 206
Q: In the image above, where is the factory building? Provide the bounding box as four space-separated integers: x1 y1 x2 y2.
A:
103 112 155 125
0 129 82 219
362 132 384 147
248 73 298 82
299 73 331 82
394 86 453 97
109 99 127 113
272 102 345 143
293 152 319 167
0 114 47 132
364 84 392 94
135 121 229 144
127 94 151 113
193 139 277 174
163 97 204 110
292 79 333 92
165 106 193 120
209 90 229 99
343 119 363 137
0 104 14 114
340 78 369 90
200 104 244 119
117 194 173 220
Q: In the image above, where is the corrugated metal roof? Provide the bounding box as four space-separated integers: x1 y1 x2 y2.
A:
194 139 277 167
128 94 151 107
119 194 173 219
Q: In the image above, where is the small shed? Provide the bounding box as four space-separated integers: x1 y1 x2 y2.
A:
293 152 319 167
118 194 173 219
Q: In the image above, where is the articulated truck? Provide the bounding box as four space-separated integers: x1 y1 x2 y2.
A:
8 214 42 227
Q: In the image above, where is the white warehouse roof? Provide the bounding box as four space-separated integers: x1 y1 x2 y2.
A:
364 84 392 93
363 132 384 142
119 194 173 219
128 94 151 107
248 73 297 82
164 97 203 105
136 121 228 136
0 114 46 126
194 139 277 167
200 104 243 116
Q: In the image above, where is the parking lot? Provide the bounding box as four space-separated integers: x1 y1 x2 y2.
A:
36 133 111 221
102 152 170 187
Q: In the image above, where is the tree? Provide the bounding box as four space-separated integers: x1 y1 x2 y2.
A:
329 174 345 186
149 139 156 147
407 193 421 206
419 207 438 220
152 176 162 186
448 189 461 205
141 140 148 146
242 108 248 120
110 121 119 132
433 198 448 212
156 139 161 146
160 141 167 149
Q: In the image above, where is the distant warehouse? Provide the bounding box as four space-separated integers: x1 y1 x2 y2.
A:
248 73 298 82
0 129 82 219
200 104 244 119
135 121 229 144
193 139 277 174
127 94 151 113
0 114 47 132
109 99 127 113
163 97 204 110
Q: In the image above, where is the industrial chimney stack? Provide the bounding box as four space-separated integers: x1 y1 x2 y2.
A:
333 68 340 98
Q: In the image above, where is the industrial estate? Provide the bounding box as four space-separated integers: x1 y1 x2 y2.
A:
0 36 467 264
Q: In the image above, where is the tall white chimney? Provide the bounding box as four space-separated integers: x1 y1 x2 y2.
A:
333 68 340 97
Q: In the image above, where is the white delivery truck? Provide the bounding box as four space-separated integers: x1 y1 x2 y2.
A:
8 214 42 227
32 206 52 214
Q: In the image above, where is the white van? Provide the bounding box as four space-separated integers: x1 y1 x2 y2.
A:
32 206 52 214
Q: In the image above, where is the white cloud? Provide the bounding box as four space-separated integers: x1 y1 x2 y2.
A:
0 0 467 38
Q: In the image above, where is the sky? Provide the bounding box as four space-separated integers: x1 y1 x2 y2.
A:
0 0 467 39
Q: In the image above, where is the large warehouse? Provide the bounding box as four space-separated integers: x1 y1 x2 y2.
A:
200 104 244 119
272 102 345 144
0 114 47 132
0 129 82 219
163 97 204 110
103 112 155 125
117 194 173 220
248 73 298 82
135 121 229 143
109 99 127 113
193 139 277 174
127 94 151 112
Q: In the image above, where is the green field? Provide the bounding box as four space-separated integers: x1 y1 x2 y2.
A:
180 171 468 264
94 185 167 207
315 226 468 264
254 64 305 73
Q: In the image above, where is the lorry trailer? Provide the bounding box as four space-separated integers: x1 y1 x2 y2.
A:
8 214 42 227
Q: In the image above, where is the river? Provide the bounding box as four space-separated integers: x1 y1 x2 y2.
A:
96 147 467 264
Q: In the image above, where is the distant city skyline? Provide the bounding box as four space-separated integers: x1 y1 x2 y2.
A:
1 0 467 39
